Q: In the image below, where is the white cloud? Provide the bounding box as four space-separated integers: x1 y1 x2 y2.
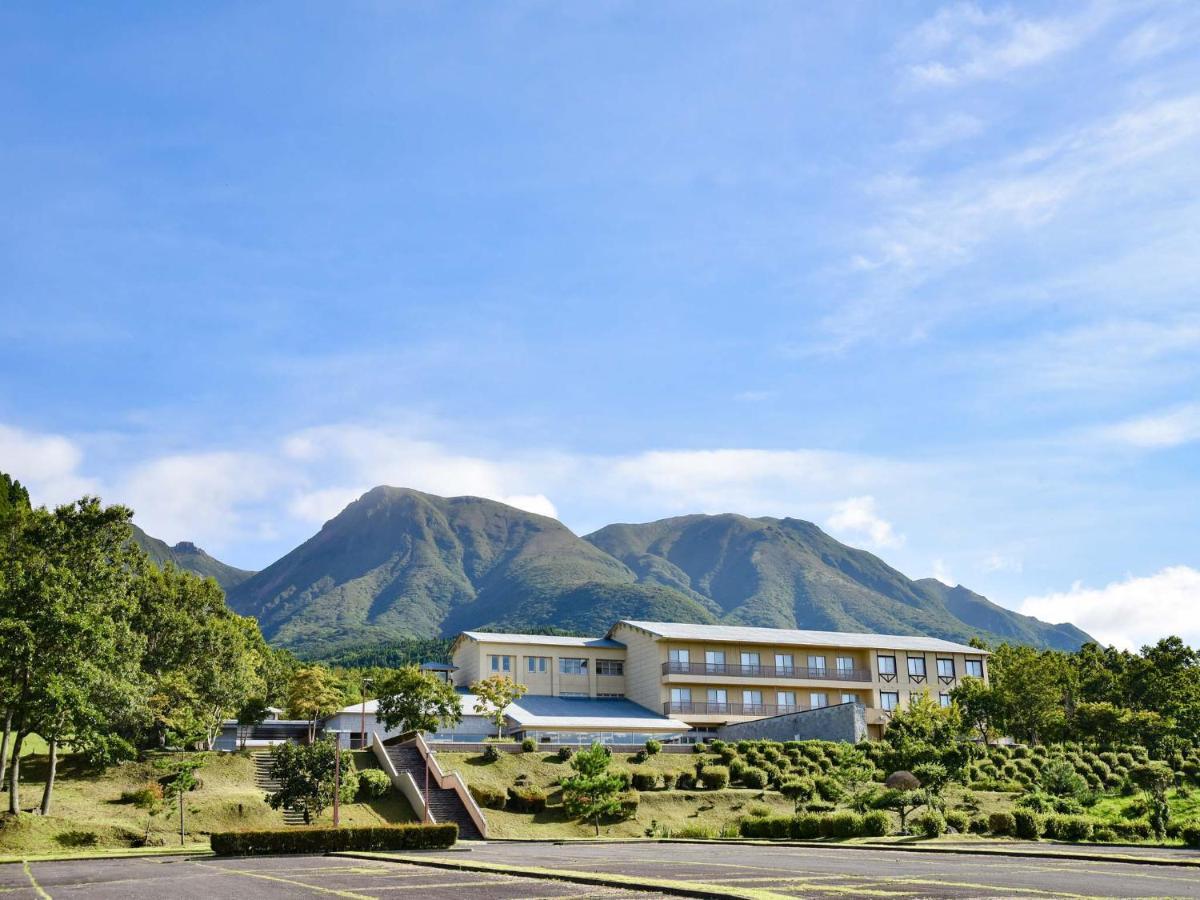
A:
826 496 904 549
983 552 1023 574
930 558 955 585
0 424 98 505
903 3 1105 87
896 112 985 153
498 494 559 519
1095 404 1200 449
1019 566 1200 649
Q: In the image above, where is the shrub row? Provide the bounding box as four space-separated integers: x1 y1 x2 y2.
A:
210 824 457 856
739 810 890 840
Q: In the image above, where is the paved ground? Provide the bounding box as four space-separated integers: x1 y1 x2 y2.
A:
395 840 1200 898
0 854 668 899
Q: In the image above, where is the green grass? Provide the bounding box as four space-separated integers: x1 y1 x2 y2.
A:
1086 788 1200 824
0 749 416 855
438 750 793 838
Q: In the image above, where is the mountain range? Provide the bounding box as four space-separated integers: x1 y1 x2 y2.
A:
137 485 1088 657
131 524 255 591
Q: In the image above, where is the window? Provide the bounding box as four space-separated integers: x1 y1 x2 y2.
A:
596 692 624 699
670 687 692 705
559 691 590 698
559 657 588 675
527 656 548 674
488 655 512 673
740 651 761 669
809 692 828 709
937 658 955 679
596 659 624 676
907 656 927 677
836 656 854 672
964 659 984 678
775 653 794 672
939 692 952 708
777 690 796 709
841 692 858 705
880 691 899 711
705 649 726 671
669 648 690 666
807 655 826 673
707 688 728 706
742 690 763 708
877 655 897 676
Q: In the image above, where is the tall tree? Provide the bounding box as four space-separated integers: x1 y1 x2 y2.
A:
469 675 528 739
561 742 626 835
374 665 463 737
287 666 344 742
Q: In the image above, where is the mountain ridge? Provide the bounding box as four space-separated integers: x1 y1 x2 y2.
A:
226 486 1089 656
131 524 256 591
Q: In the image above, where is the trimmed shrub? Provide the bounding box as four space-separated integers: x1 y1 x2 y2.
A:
1044 815 1094 842
119 782 164 806
914 810 946 838
611 769 633 790
631 770 660 792
968 815 989 835
356 768 392 800
211 824 457 855
675 772 696 790
741 767 769 789
632 750 648 764
506 785 547 813
945 811 968 833
645 739 662 755
791 813 822 839
824 812 864 839
729 758 748 779
700 765 730 790
521 737 536 752
740 815 787 839
468 784 506 809
556 746 574 763
1013 810 1043 840
1110 820 1152 841
988 812 1016 837
616 790 640 820
1092 826 1115 843
861 810 891 837
1182 822 1200 849
482 744 502 763
661 772 678 791
675 824 717 839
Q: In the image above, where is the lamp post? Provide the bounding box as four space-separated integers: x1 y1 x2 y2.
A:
332 735 341 828
423 746 435 824
360 676 373 750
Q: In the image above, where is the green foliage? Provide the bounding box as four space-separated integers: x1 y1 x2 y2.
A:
356 768 392 800
265 738 356 825
210 824 457 855
631 770 660 791
988 811 1016 836
506 785 547 812
374 664 463 735
644 739 662 755
1040 757 1088 800
482 744 502 763
521 737 537 752
561 742 627 835
913 809 946 837
1181 822 1200 848
880 693 977 787
468 784 506 809
862 810 891 836
311 637 453 669
700 765 730 790
1013 810 1043 840
469 675 529 738
741 767 769 789
286 667 344 742
944 810 968 832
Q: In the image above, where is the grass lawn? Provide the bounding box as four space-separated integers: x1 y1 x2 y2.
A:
1087 789 1200 824
438 749 794 838
0 749 416 855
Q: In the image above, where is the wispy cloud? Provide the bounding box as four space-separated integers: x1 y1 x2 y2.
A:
827 495 904 549
0 424 98 504
1095 404 1200 449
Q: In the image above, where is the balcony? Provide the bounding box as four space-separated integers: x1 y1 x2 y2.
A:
661 661 871 682
665 701 802 717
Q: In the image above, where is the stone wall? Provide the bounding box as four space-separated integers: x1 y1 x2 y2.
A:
715 701 867 744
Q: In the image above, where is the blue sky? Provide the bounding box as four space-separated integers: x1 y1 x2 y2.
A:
2 2 1198 647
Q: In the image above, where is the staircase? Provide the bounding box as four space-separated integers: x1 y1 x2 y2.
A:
252 752 307 825
386 740 483 840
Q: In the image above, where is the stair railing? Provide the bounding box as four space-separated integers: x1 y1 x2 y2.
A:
413 733 489 839
371 732 427 822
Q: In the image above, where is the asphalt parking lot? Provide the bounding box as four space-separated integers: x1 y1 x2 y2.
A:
0 853 668 899
397 840 1200 899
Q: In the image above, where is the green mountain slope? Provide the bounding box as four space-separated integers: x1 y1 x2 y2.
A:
131 524 256 591
226 487 718 657
585 514 1089 651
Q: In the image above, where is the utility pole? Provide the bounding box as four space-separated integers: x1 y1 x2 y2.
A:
332 737 341 828
423 748 430 824
360 676 373 750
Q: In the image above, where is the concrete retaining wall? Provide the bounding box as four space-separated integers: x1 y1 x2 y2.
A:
715 702 867 744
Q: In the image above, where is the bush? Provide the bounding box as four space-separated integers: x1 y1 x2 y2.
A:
861 810 891 836
791 813 822 839
356 768 392 800
661 772 678 791
556 746 574 763
914 810 946 838
1182 822 1200 849
482 744 502 763
741 767 769 789
211 824 457 855
988 812 1016 837
1013 810 1043 840
700 765 730 790
1110 820 1152 841
675 824 716 839
119 782 164 806
506 785 547 813
645 739 662 755
631 770 660 791
55 831 99 848
968 815 989 835
945 811 968 833
675 772 696 790
825 812 864 838
468 784 506 809
521 737 536 752
1044 815 1094 842
615 790 639 821
740 815 789 839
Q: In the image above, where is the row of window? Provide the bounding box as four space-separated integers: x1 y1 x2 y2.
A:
666 649 858 672
488 655 625 676
876 656 984 679
669 688 858 708
879 691 955 711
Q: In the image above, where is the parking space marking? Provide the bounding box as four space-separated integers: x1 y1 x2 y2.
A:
193 861 378 899
20 862 50 900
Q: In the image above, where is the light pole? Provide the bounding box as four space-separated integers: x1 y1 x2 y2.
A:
332 735 341 828
360 676 373 750
423 749 430 823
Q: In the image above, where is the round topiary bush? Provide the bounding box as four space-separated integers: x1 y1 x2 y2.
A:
631 770 660 791
521 737 536 752
741 767 769 789
861 810 891 836
645 739 662 755
356 768 392 800
469 784 506 809
945 810 968 833
1013 810 1043 840
914 810 946 838
556 746 574 763
483 744 502 763
506 785 547 813
988 812 1016 837
700 765 730 790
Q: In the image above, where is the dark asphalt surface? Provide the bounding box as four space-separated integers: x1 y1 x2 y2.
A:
401 840 1200 898
0 853 667 899
4 841 1200 898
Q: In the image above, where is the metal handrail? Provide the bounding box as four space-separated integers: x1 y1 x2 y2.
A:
662 700 834 716
661 661 871 682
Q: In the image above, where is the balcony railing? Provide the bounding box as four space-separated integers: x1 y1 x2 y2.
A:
661 661 871 682
665 701 809 717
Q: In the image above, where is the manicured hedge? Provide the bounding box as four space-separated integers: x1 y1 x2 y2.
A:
739 811 889 840
469 784 506 809
210 824 458 856
506 785 547 813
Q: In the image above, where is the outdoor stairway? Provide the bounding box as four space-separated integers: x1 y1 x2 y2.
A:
386 740 483 840
252 752 307 825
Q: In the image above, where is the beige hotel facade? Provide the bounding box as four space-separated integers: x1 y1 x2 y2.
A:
451 620 989 741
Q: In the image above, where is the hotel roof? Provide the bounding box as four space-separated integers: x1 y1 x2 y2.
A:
611 620 990 655
455 631 625 649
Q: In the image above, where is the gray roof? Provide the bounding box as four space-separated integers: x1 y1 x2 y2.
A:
612 620 990 655
502 695 689 731
458 631 625 649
